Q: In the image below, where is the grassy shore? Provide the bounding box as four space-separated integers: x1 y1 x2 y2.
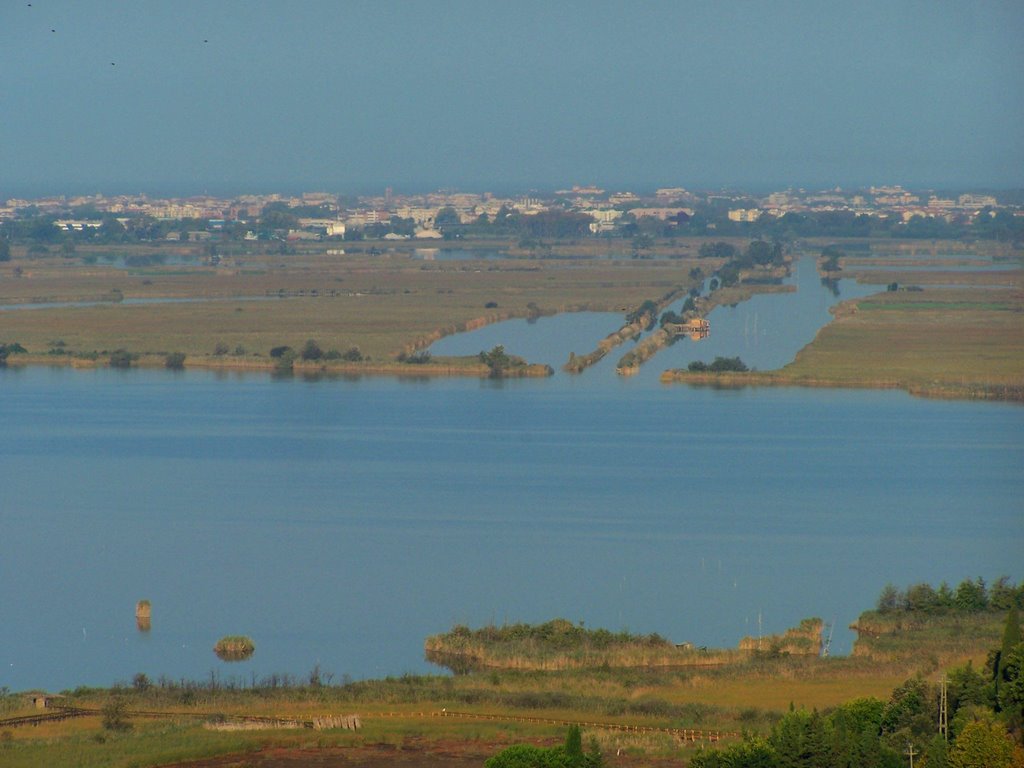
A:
0 244 711 365
1 609 1009 767
662 285 1024 400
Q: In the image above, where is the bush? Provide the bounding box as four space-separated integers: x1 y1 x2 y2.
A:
213 342 229 356
109 349 133 368
0 342 27 365
269 345 293 358
101 698 132 731
341 346 363 362
165 352 186 370
687 357 748 373
301 339 323 361
399 350 432 364
132 673 152 692
273 349 297 373
214 635 256 661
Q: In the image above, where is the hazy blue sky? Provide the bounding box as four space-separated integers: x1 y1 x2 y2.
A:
3 1 1022 196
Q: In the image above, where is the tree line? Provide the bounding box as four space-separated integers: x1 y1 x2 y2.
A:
875 577 1024 615
690 605 1024 767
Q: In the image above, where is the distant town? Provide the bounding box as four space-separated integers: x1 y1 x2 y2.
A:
2 185 1022 247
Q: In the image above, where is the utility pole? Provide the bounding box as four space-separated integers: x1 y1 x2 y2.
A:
905 742 919 768
939 675 949 741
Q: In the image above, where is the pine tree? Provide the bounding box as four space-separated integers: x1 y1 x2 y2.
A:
996 604 1022 712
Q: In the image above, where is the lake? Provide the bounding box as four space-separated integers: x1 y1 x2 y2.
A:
1 261 1022 693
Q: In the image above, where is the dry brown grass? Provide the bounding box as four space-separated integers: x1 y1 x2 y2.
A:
783 287 1024 388
0 250 704 363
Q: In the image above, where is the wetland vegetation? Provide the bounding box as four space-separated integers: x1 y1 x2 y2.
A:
0 234 1019 398
2 583 1021 767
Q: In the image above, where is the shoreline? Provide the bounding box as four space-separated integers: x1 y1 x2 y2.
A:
4 352 1020 401
0 353 554 379
658 369 1024 403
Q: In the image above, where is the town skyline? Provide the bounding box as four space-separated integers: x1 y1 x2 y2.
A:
5 182 1019 247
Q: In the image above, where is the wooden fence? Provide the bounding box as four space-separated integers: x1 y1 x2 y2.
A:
0 706 736 742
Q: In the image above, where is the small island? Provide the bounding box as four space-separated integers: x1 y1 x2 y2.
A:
213 635 255 661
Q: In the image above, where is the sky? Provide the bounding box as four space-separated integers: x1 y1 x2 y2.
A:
2 0 1023 197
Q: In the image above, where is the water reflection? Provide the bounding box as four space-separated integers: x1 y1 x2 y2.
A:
413 248 509 260
2 365 1021 692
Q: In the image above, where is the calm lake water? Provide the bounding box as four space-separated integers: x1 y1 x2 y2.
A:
2 260 1022 693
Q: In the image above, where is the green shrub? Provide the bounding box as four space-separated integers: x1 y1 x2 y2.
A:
109 349 133 368
101 698 132 731
301 339 323 360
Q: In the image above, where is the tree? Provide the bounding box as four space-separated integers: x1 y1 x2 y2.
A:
1000 642 1024 718
626 299 658 326
565 725 583 764
480 345 513 377
947 719 1022 768
906 582 940 612
259 202 300 233
0 238 10 262
746 239 775 266
821 245 844 272
631 233 654 255
98 215 127 243
876 584 903 613
301 339 323 361
990 577 1020 611
165 352 186 370
698 241 736 259
881 677 938 751
995 606 1022 711
955 578 988 612
949 661 992 713
435 207 461 228
273 348 297 374
923 735 950 768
